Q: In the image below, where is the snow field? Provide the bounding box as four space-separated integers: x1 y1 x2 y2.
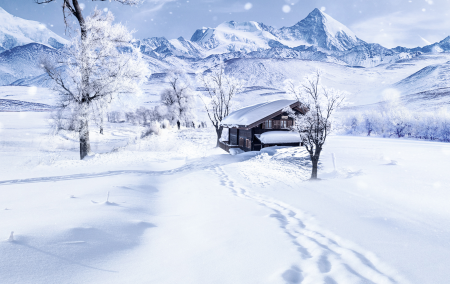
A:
225 136 450 283
1 112 450 283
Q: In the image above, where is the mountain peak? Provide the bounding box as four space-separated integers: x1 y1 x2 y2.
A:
310 8 324 15
275 8 360 51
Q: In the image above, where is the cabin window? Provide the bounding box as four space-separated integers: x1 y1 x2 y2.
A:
239 137 244 147
246 139 251 148
273 120 280 129
281 120 287 129
265 120 273 129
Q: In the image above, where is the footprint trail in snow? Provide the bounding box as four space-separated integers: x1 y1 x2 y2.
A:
214 166 410 284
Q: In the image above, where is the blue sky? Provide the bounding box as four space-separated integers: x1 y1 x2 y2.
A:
1 0 449 48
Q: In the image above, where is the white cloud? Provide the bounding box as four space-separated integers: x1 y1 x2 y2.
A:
244 3 252 10
320 6 326 12
425 0 433 4
351 10 450 48
282 5 291 13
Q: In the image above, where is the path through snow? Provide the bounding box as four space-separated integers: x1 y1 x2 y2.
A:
214 166 409 284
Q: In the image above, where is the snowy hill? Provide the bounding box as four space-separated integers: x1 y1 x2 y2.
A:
0 7 68 52
394 60 450 95
0 43 62 86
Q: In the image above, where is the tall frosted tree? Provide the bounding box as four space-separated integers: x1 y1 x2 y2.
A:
36 0 148 159
285 71 346 179
160 70 197 129
198 66 243 147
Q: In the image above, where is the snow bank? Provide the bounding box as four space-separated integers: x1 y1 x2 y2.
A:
257 131 301 144
229 148 245 155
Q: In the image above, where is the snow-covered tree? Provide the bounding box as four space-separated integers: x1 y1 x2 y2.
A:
42 9 148 159
285 71 346 180
198 66 243 147
160 70 196 130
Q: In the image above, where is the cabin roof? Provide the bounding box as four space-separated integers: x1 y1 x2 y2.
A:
221 99 298 128
255 131 301 144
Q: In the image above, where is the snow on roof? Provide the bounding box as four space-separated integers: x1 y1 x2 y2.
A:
221 99 297 127
256 131 301 144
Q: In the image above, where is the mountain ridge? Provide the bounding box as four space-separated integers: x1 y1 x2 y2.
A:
0 7 68 52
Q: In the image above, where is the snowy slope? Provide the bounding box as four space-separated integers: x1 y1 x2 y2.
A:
0 7 68 52
394 61 450 95
0 43 62 86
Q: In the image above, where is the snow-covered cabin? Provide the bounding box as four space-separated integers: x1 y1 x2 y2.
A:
219 99 307 152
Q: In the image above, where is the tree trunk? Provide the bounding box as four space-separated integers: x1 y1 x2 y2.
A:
99 115 104 134
79 115 91 160
310 146 322 180
177 120 181 130
215 125 223 147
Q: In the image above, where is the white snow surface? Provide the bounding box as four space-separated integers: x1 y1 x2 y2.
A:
257 131 301 144
0 7 68 51
1 112 450 283
221 99 297 127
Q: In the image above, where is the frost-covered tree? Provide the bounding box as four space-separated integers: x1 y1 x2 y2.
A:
285 71 346 180
160 70 196 130
198 66 243 147
362 110 382 136
41 9 147 159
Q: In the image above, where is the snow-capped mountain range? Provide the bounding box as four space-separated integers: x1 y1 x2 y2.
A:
1 6 450 109
132 8 447 68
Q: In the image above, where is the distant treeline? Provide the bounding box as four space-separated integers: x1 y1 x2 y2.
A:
343 106 450 142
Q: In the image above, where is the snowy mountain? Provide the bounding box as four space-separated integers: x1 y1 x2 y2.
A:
134 36 204 58
190 21 279 55
134 8 437 68
0 7 68 52
275 8 362 51
188 9 363 56
393 36 450 54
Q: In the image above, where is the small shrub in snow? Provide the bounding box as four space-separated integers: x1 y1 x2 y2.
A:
161 119 171 129
141 121 161 138
7 231 14 242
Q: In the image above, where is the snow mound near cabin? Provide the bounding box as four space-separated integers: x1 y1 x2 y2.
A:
257 131 301 144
